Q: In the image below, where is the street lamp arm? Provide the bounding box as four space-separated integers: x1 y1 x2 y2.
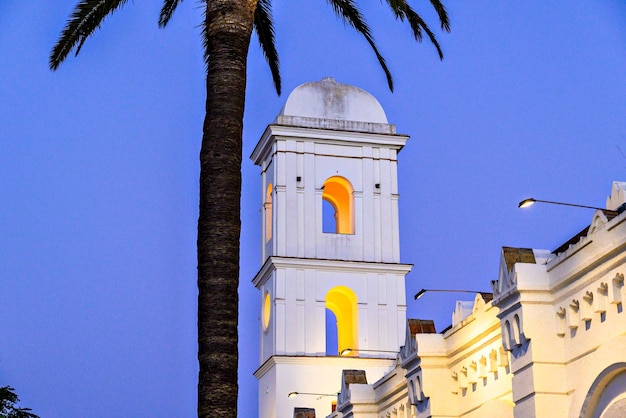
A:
340 348 399 356
288 391 336 398
414 288 490 300
518 198 618 216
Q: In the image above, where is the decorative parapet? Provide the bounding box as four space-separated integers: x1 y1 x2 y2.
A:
492 247 536 300
451 346 510 396
399 319 435 364
419 294 510 407
553 272 624 338
399 319 437 406
547 182 626 264
337 370 368 405
606 181 626 211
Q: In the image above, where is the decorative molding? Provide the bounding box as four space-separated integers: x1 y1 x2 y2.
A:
252 256 413 287
251 123 409 165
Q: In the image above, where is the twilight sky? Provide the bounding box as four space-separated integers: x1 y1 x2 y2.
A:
1 1 625 417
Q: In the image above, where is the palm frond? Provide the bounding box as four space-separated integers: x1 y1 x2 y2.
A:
201 6 210 66
384 0 408 20
50 0 130 70
383 0 447 60
326 0 393 91
429 0 450 31
404 4 443 59
159 0 183 28
254 0 281 95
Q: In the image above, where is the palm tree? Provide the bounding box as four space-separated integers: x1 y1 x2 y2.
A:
50 0 449 416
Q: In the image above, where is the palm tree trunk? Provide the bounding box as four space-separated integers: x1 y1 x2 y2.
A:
198 1 255 416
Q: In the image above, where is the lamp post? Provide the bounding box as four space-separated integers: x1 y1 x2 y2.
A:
518 198 619 216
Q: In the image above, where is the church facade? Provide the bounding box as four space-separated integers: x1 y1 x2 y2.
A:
251 79 626 418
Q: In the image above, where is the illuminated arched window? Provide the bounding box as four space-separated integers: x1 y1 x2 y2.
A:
322 176 354 234
325 309 338 355
264 183 272 243
325 286 358 355
262 291 271 332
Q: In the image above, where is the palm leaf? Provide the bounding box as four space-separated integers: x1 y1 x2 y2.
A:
429 0 450 31
254 0 281 95
383 0 448 60
49 0 130 70
200 7 210 66
385 0 409 20
159 0 183 28
404 4 444 59
326 0 394 91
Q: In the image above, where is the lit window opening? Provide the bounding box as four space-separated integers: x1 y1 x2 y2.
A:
325 286 358 355
322 176 354 234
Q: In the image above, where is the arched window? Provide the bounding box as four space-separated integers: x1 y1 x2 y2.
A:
503 320 512 351
322 199 337 233
325 286 358 355
264 183 272 243
512 314 522 346
408 379 417 404
325 309 338 355
580 364 626 418
322 176 354 234
415 376 423 402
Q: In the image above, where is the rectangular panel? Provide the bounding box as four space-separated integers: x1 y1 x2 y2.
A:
378 274 388 304
296 268 305 301
296 301 305 354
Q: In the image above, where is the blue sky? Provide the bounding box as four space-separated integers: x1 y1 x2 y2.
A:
1 1 625 417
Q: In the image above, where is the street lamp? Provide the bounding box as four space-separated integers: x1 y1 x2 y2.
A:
517 198 619 216
414 288 490 300
339 348 399 356
287 391 336 398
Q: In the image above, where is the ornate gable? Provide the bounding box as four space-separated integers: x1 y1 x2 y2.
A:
492 247 536 299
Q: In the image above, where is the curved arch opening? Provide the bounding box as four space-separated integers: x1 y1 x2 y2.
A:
503 320 512 351
325 286 358 355
512 314 522 346
408 379 417 405
580 363 626 418
322 176 354 234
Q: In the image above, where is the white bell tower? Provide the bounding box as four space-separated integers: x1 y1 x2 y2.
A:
251 78 412 418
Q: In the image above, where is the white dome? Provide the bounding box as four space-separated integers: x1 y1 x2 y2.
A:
279 77 388 124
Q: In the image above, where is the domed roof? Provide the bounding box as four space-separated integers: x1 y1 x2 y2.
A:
279 77 388 124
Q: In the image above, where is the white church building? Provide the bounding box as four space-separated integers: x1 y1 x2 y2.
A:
250 78 626 418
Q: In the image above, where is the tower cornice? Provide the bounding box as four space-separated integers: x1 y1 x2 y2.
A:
250 123 409 166
252 256 413 288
